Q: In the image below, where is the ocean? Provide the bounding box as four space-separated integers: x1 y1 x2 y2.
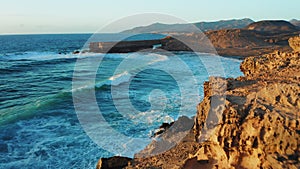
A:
0 34 243 168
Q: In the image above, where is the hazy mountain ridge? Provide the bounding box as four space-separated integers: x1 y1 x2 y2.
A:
122 18 300 34
290 19 300 27
121 18 254 33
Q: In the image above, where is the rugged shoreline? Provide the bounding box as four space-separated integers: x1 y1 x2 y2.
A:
96 36 300 169
90 20 300 58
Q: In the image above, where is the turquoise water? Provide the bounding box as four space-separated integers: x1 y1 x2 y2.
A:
0 34 243 168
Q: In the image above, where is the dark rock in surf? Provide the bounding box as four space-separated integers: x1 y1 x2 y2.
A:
96 156 132 169
73 50 80 54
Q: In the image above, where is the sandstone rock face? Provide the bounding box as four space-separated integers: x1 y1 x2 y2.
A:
240 50 300 80
289 36 300 52
96 49 300 168
191 51 299 168
193 78 300 168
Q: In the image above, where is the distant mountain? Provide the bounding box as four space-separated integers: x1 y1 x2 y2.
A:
290 19 300 27
121 18 254 33
245 20 299 34
194 18 254 32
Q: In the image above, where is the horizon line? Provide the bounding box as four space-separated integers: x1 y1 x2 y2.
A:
1 18 299 36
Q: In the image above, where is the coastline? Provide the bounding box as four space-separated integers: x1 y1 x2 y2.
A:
96 36 300 169
89 20 300 59
2 0 300 167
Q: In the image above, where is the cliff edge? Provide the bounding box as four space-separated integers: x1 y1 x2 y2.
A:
97 37 300 169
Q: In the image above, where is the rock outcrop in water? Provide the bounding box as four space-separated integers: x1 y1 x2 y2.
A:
96 157 132 169
96 37 300 169
89 39 162 53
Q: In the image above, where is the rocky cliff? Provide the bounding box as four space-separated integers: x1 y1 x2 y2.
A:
96 37 300 169
205 21 300 57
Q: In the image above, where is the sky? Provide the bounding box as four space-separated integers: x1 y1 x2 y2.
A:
0 0 299 34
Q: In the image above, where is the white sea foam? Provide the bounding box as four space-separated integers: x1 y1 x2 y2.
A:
73 52 169 92
1 52 81 60
109 71 132 86
0 51 134 61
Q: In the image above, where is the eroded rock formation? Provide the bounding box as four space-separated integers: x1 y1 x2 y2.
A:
289 36 300 52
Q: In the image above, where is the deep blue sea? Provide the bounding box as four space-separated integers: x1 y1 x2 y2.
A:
0 33 243 168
